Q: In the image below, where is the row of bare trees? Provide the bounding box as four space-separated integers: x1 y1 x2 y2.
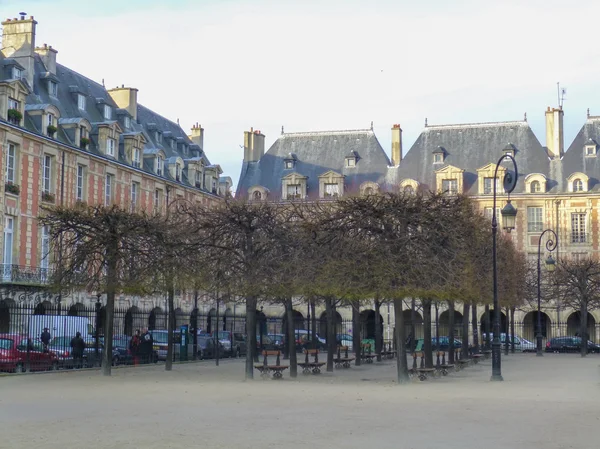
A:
41 192 542 379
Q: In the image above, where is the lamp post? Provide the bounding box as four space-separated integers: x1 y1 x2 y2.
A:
536 229 557 357
491 154 518 382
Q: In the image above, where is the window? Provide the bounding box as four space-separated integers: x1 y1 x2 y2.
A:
483 177 500 195
132 148 141 168
212 179 217 193
170 140 175 150
285 160 294 169
3 217 14 270
433 153 443 164
403 185 414 195
47 113 55 128
346 158 356 167
77 94 86 110
106 138 116 157
12 67 22 79
40 225 50 271
154 189 161 212
49 81 58 96
484 208 501 221
155 156 163 176
103 105 112 120
527 207 543 232
80 126 87 139
105 174 113 205
176 164 181 182
76 165 85 201
364 187 374 196
441 179 458 195
42 154 52 193
156 132 162 143
586 145 596 156
573 179 584 192
253 191 262 201
530 181 541 193
8 98 19 111
195 170 202 188
5 144 15 184
324 183 339 197
286 184 301 199
571 213 587 243
131 183 139 210
124 116 130 129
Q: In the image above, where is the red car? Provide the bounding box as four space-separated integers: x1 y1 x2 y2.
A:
0 334 59 373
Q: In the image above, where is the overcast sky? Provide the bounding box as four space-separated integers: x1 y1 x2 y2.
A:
5 0 600 188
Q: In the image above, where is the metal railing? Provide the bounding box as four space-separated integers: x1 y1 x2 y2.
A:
0 265 53 285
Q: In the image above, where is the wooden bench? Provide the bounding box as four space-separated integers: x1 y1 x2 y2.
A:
254 350 289 379
454 348 471 371
482 350 492 360
410 352 436 381
361 343 377 364
334 346 355 369
380 342 397 359
471 353 484 364
298 349 326 375
435 351 454 376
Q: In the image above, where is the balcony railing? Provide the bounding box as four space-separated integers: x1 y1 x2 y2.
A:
1 264 53 285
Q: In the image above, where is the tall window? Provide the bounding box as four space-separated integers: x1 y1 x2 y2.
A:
530 181 541 193
433 153 443 163
49 81 58 96
324 183 339 197
286 184 301 199
106 138 116 157
76 165 85 201
195 170 202 188
105 174 113 205
155 156 163 176
484 208 501 221
47 113 55 128
441 179 458 195
124 116 130 129
573 179 584 192
132 148 141 168
8 98 19 111
527 207 543 232
571 213 587 243
154 189 161 212
484 177 500 195
40 225 50 270
43 155 52 193
3 217 14 269
12 67 22 80
5 144 15 184
80 126 87 139
131 183 139 211
77 94 86 110
176 164 181 182
104 105 112 120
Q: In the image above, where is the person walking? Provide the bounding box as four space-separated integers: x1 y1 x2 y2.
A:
70 332 86 369
140 328 153 364
129 330 141 366
41 328 51 353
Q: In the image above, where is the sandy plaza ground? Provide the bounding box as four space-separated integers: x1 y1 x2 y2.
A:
0 353 599 449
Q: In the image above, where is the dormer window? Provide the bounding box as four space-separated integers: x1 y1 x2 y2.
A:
346 158 356 167
530 181 541 193
170 139 175 150
48 81 58 97
585 139 597 157
77 94 86 110
124 116 130 129
503 143 516 158
284 152 297 170
324 183 340 197
106 138 116 157
253 191 262 201
483 177 501 195
195 170 202 188
285 160 294 169
433 147 446 164
176 164 182 182
104 105 112 120
47 113 55 127
442 179 458 195
286 184 302 199
156 131 162 144
132 148 141 168
155 156 164 176
12 67 22 80
573 179 584 192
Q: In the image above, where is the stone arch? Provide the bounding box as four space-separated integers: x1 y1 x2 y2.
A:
124 306 143 336
318 310 343 341
479 309 507 337
402 309 424 340
524 173 547 194
360 181 379 196
359 309 383 340
206 308 217 334
439 309 463 338
522 311 552 342
67 303 85 316
566 312 596 341
400 178 419 194
175 307 187 328
34 300 53 316
148 307 165 331
567 172 589 193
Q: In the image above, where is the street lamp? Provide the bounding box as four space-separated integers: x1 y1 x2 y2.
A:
491 153 518 382
536 230 558 357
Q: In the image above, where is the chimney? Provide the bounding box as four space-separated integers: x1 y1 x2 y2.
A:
243 127 265 163
107 86 138 121
391 124 403 166
35 43 58 75
545 106 564 159
190 122 204 150
1 15 37 88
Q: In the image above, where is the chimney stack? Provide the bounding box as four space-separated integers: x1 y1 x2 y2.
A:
190 123 204 150
1 15 37 88
107 86 139 121
243 128 265 163
391 124 403 166
545 107 564 159
35 43 58 75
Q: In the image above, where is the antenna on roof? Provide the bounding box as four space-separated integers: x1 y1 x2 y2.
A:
281 126 284 135
102 78 105 87
177 118 180 125
587 108 591 118
524 112 527 122
425 118 428 127
370 121 373 130
557 82 566 108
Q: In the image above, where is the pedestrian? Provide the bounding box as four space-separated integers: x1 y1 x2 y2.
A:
41 327 51 352
130 329 141 366
70 332 86 369
140 328 153 364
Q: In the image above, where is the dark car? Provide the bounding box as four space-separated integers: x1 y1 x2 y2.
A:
545 337 600 353
198 336 226 359
0 334 59 373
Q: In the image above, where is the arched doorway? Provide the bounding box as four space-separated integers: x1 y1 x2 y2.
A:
567 312 596 341
318 310 343 342
97 306 106 336
402 310 424 340
175 308 187 328
359 309 383 340
522 311 551 343
206 308 216 334
0 299 13 333
479 309 507 337
67 303 85 317
124 306 142 336
439 309 463 338
34 300 52 316
190 308 199 335
148 307 164 331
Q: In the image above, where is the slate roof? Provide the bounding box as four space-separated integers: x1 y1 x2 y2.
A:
0 53 221 194
236 129 391 199
394 120 550 194
561 116 600 192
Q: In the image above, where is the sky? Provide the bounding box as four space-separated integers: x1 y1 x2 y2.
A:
5 0 600 189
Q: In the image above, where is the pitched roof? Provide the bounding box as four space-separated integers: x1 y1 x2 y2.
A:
236 128 391 198
394 120 550 194
562 116 600 191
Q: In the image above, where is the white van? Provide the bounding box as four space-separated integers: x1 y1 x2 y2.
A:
28 315 93 342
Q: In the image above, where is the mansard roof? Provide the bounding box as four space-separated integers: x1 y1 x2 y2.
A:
562 116 600 192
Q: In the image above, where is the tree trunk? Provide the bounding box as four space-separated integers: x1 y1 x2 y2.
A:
325 297 335 372
311 300 317 350
393 298 409 384
375 298 382 362
510 307 515 354
448 301 455 364
245 296 257 379
423 299 433 368
504 307 510 356
165 280 175 371
285 299 297 377
410 298 416 352
282 316 289 360
580 304 588 358
101 243 118 377
471 304 479 353
484 304 491 350
462 303 470 359
352 301 361 366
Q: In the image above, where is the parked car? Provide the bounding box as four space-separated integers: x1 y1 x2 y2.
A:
211 331 233 355
111 335 159 366
480 333 528 352
0 334 59 373
46 336 77 368
520 338 536 352
545 337 600 353
150 330 194 361
268 333 285 351
198 336 226 359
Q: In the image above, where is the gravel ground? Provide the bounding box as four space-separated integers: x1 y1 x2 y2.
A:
0 353 599 449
